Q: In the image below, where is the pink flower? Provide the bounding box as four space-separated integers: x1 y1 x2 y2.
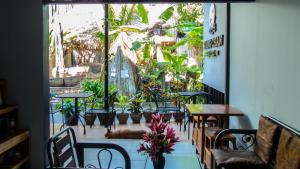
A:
137 113 179 161
137 143 146 153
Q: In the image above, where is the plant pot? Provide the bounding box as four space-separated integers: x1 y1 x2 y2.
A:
64 113 78 126
130 113 142 123
173 112 184 123
97 112 116 126
161 113 173 123
152 155 165 169
143 110 156 123
117 113 129 124
85 113 96 126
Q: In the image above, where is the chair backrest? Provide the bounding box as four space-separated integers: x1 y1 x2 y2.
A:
254 116 280 165
48 127 132 169
47 127 78 168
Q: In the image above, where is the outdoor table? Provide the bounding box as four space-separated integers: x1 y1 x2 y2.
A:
57 92 93 134
186 104 244 163
144 155 201 169
178 91 210 131
178 91 210 103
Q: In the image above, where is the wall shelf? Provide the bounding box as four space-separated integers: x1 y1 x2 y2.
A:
0 105 17 116
0 156 29 169
0 130 30 155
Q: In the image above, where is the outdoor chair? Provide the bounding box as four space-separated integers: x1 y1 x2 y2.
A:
148 87 181 113
211 115 283 169
85 91 118 129
47 127 131 169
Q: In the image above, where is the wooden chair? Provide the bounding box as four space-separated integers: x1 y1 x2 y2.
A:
47 127 131 169
212 115 280 169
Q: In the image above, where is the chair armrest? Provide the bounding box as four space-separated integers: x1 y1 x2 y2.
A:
214 129 257 149
75 142 131 169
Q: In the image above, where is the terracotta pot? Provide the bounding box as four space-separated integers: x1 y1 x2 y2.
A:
85 113 96 126
130 113 142 123
173 112 184 123
97 112 116 126
161 113 173 123
143 110 156 123
117 113 129 124
64 113 78 126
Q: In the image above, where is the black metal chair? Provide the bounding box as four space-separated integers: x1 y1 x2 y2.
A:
47 127 131 169
148 87 180 114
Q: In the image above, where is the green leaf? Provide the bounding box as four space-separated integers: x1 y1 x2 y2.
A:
125 4 136 25
137 4 149 24
162 50 173 62
119 5 128 25
143 43 151 59
119 26 142 33
159 6 174 22
131 41 142 51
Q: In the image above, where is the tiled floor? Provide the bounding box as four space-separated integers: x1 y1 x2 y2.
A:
49 114 202 169
50 116 192 142
82 140 201 169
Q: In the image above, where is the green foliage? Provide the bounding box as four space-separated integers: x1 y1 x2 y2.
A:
117 94 129 113
143 43 151 60
137 4 149 24
55 98 75 115
159 6 174 22
81 79 104 99
128 93 144 114
177 3 203 26
131 41 142 51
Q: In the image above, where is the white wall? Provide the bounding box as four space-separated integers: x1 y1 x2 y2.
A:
203 3 227 93
230 0 300 130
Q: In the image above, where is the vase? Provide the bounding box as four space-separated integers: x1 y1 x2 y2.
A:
152 155 165 169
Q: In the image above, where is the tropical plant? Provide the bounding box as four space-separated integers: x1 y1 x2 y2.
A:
55 98 75 115
128 93 144 114
117 94 129 114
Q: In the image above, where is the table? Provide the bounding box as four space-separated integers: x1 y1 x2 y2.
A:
144 155 201 169
186 104 244 162
178 91 210 103
57 92 93 134
178 91 211 131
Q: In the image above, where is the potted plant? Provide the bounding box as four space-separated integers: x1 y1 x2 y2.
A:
116 94 129 124
143 102 156 123
128 94 144 123
138 114 179 169
56 99 78 126
81 79 104 125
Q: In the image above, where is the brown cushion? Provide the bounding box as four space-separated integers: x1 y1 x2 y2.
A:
212 149 267 169
254 116 279 164
275 128 300 169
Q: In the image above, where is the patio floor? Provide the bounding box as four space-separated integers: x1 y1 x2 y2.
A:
50 120 192 142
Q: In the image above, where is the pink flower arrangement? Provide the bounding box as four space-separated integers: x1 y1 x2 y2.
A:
137 114 179 161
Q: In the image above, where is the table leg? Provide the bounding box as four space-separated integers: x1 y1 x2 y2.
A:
200 116 206 163
188 115 190 140
75 98 86 135
223 116 229 129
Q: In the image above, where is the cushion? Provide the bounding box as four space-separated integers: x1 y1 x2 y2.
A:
212 149 267 169
105 129 146 139
254 116 279 164
275 128 300 169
